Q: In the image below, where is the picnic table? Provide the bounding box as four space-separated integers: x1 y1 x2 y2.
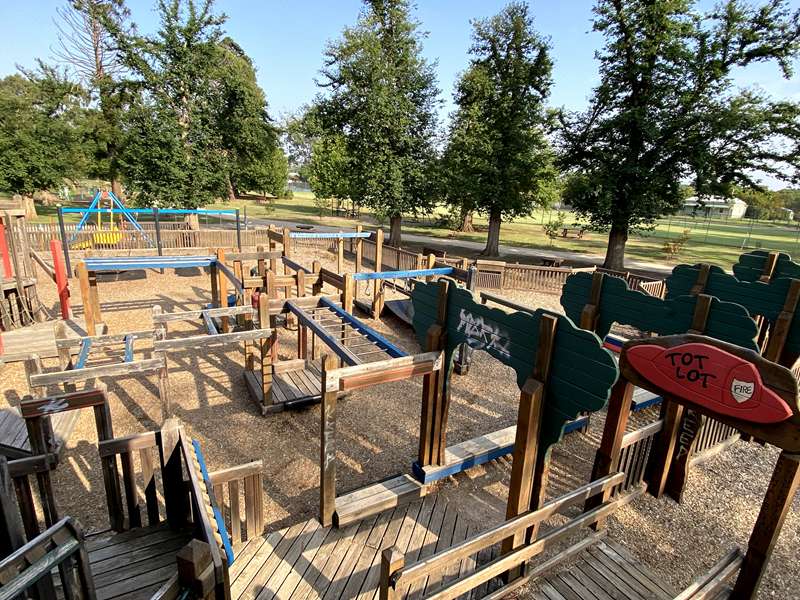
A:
540 256 565 267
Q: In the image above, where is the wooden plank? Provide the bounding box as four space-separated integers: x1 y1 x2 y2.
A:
323 514 382 599
29 358 164 387
257 519 321 599
270 524 334 599
335 475 426 527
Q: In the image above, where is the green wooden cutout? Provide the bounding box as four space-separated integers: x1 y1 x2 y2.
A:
668 263 800 356
412 281 619 455
733 250 800 282
561 271 759 352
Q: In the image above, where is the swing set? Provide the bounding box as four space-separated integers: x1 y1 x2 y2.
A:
65 190 151 249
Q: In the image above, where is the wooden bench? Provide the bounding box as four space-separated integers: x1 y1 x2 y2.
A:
540 256 564 267
561 227 586 238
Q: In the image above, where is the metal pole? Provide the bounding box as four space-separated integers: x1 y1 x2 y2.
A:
153 207 163 256
244 205 248 230
235 209 242 250
57 204 71 277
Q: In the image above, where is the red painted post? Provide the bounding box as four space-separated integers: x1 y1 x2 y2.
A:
50 239 71 319
0 222 12 278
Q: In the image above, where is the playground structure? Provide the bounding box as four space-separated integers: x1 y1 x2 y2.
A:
0 208 47 331
2 229 800 599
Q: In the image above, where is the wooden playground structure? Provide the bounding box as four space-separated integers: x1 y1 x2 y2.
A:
0 226 798 599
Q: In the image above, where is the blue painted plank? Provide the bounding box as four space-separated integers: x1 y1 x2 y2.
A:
75 339 92 369
191 440 235 566
83 256 215 271
352 267 453 281
412 442 514 483
124 335 134 363
289 231 371 239
288 301 361 366
202 311 219 336
320 297 407 358
61 208 236 215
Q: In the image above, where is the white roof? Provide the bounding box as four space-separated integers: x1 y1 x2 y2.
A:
683 195 747 208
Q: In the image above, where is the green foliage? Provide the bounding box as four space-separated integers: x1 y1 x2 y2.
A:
111 0 277 207
315 0 440 242
560 0 800 270
442 2 557 256
543 212 566 244
0 67 88 195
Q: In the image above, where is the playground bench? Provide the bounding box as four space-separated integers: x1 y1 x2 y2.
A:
561 227 586 238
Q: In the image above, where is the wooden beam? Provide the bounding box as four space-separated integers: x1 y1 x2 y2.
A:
320 355 338 527
75 262 96 336
29 357 165 387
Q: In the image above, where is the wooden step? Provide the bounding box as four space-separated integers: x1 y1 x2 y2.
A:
334 474 426 527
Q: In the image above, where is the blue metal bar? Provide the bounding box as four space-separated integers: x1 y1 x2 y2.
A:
320 297 406 358
202 311 219 335
352 267 452 281
108 191 145 234
75 339 92 369
82 256 216 271
68 191 101 243
287 300 361 366
289 231 372 239
124 335 134 363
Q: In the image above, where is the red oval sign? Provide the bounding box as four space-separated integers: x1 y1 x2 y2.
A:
626 343 793 424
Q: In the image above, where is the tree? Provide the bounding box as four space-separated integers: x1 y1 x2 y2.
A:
442 2 557 255
214 37 280 200
54 0 130 197
560 0 800 270
0 67 87 196
316 0 440 245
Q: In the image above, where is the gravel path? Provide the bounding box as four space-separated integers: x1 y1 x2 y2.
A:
0 252 796 598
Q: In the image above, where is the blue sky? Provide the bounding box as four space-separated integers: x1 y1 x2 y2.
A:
1 0 798 187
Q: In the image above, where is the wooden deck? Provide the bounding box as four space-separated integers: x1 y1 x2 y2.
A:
0 317 96 362
85 523 192 600
230 494 503 600
0 406 79 459
532 540 678 600
245 360 326 411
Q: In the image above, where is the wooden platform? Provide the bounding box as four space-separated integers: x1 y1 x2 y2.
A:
532 540 677 600
85 523 192 600
229 493 504 600
0 317 99 362
0 406 79 459
244 360 327 413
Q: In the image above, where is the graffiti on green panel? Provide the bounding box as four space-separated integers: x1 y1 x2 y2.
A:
411 281 619 454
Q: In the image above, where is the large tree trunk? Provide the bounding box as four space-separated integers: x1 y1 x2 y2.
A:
389 214 402 247
603 224 628 271
482 209 502 256
111 178 123 200
227 176 237 202
458 210 474 233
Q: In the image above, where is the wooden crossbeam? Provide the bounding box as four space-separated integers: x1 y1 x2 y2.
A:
287 300 361 366
153 328 272 352
29 357 165 388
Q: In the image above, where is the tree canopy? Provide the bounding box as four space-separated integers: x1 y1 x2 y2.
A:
560 0 800 270
314 0 440 245
442 2 557 256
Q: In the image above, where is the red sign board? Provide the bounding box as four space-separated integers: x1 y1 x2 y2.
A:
626 342 793 424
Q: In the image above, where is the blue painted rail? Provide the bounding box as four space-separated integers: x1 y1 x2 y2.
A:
352 267 452 281
82 255 216 272
289 231 372 239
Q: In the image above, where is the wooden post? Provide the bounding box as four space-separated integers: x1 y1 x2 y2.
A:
23 409 58 528
312 261 322 295
88 269 102 327
758 251 779 283
586 379 634 527
216 249 229 333
664 409 706 502
689 263 710 295
426 253 436 282
176 538 216 599
379 547 405 600
342 273 354 314
428 280 451 465
256 245 266 277
579 271 604 332
54 322 76 393
157 353 170 422
732 451 800 598
416 253 424 271
320 355 338 527
282 227 292 263
688 293 712 334
647 399 685 498
418 325 444 467
24 354 44 397
209 248 219 309
93 384 124 532
373 229 384 302
764 279 800 364
259 293 273 410
354 225 363 299
0 456 26 557
76 261 96 336
337 237 344 274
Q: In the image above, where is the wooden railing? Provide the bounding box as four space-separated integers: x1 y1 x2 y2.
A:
209 461 265 547
614 420 663 496
379 473 624 600
0 517 95 600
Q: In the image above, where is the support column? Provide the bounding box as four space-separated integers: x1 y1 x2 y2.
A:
76 262 96 336
320 355 338 527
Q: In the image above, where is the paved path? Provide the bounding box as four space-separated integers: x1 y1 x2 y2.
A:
228 215 673 277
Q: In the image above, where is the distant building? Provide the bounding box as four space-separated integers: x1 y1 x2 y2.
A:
681 195 748 219
780 207 795 221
